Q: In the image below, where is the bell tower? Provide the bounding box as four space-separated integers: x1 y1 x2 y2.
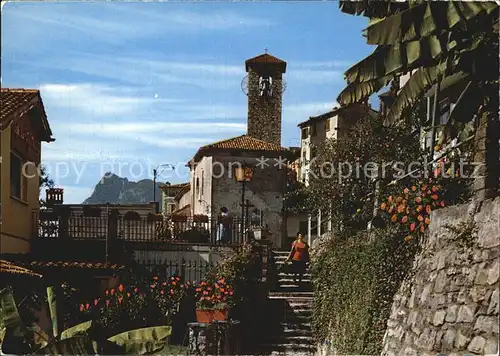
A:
242 51 287 146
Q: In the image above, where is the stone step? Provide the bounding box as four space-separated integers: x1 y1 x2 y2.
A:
268 292 313 299
278 272 312 277
279 322 312 329
267 335 315 346
281 328 313 337
257 343 317 354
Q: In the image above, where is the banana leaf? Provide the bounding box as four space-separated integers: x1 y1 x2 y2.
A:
337 74 392 106
345 35 448 85
107 326 172 345
33 336 96 355
384 62 451 125
0 288 26 338
60 320 92 340
46 287 58 338
365 2 498 45
116 340 168 355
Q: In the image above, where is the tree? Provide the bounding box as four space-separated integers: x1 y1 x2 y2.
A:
337 1 499 199
39 165 54 207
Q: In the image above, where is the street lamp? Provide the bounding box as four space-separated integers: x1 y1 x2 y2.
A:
153 164 175 213
234 165 254 241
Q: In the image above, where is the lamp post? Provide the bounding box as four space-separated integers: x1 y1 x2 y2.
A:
153 164 175 213
234 165 254 242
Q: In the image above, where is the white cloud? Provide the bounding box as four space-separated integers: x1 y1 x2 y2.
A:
3 4 273 47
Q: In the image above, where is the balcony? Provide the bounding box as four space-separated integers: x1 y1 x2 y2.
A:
32 206 252 248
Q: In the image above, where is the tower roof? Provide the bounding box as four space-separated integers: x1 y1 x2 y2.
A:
245 53 287 73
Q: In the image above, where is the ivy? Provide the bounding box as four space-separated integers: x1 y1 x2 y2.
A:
312 228 420 354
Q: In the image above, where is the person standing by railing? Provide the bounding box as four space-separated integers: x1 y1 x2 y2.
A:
216 207 231 244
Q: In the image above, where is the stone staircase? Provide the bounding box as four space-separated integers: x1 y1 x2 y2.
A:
257 250 316 355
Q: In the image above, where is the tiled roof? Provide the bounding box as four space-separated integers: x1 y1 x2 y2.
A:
202 134 284 151
0 260 43 278
27 261 126 270
0 88 53 141
297 103 379 128
245 53 287 72
190 135 286 165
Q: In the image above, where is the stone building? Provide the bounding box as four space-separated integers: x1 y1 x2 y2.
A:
182 52 293 247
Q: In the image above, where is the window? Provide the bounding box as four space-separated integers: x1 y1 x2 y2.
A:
201 170 204 196
301 127 309 139
196 177 200 198
325 118 331 131
311 124 317 136
10 152 27 201
302 149 307 162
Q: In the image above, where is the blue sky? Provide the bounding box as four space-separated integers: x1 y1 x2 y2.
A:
1 1 373 203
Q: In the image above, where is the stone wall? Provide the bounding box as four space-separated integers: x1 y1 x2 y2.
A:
382 197 499 356
247 68 283 146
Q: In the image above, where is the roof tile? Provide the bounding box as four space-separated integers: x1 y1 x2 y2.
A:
245 53 287 72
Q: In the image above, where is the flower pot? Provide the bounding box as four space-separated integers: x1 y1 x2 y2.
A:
213 308 229 321
196 309 213 323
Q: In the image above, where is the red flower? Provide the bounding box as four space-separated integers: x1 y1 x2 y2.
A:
111 289 115 296
105 289 109 296
176 277 180 281
151 284 156 289
431 194 439 200
118 297 123 304
170 289 174 294
201 281 206 286
417 215 424 222
106 300 110 307
162 282 167 286
431 186 438 192
380 203 387 210
118 284 124 293
94 299 99 306
410 223 416 232
416 205 423 212
426 205 432 214
425 217 431 225
415 197 422 203
440 201 445 207
172 281 177 286
411 186 417 192
127 292 131 298
85 303 90 310
134 288 138 293
403 188 409 194
229 291 233 295
153 276 158 280
79 304 84 312
160 290 164 295
196 288 202 292
420 225 425 232
401 216 408 224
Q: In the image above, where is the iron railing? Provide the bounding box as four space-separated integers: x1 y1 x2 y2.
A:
33 210 248 246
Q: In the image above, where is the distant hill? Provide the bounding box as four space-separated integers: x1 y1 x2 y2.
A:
83 173 164 208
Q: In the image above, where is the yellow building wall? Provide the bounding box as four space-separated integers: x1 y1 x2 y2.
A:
1 123 41 254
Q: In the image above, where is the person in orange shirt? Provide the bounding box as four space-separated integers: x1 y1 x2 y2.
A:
285 232 310 285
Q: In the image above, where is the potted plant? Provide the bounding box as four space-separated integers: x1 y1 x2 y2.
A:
195 281 214 323
194 278 235 323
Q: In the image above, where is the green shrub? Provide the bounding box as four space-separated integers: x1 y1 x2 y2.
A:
312 228 419 354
